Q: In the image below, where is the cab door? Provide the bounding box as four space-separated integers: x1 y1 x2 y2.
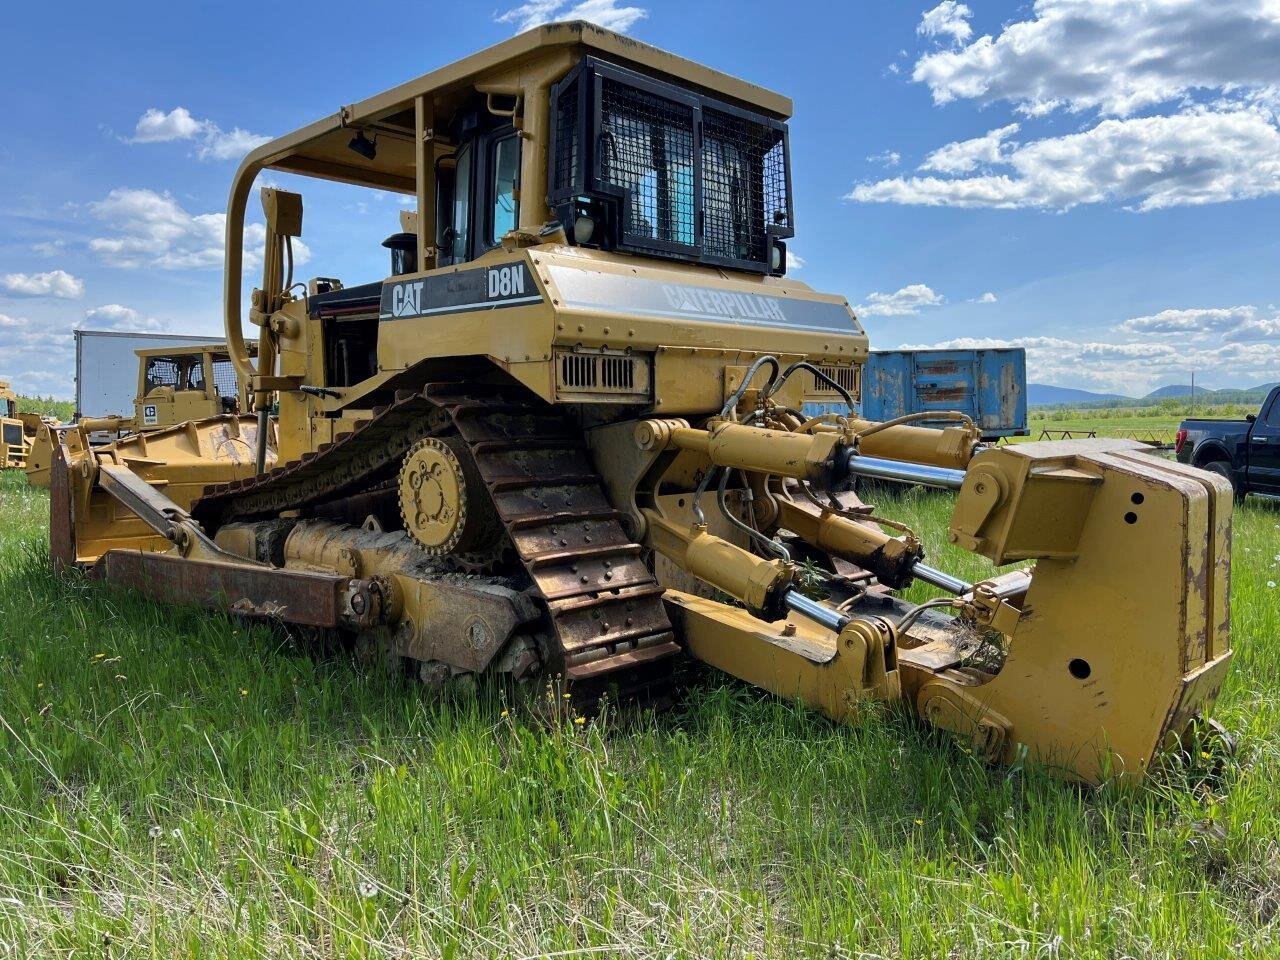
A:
1248 391 1280 494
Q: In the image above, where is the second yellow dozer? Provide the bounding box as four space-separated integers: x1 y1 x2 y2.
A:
49 22 1233 784
25 341 258 487
1 380 27 469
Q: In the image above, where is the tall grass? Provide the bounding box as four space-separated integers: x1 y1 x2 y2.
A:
0 469 1277 958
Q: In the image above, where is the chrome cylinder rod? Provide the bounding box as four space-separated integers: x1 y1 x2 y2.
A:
254 407 270 475
843 454 966 490
784 591 850 633
911 562 972 596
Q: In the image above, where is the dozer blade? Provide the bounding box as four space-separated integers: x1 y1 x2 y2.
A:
896 439 1233 782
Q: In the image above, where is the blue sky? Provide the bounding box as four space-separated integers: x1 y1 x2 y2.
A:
2 0 1278 398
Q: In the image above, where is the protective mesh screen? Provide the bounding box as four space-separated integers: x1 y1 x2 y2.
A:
702 108 789 264
144 359 180 391
213 359 238 399
553 76 580 195
599 78 696 247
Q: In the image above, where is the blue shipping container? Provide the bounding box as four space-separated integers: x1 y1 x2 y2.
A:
863 348 1027 439
802 349 1027 439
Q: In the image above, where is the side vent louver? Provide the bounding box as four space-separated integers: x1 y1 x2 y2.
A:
815 365 858 394
554 348 652 402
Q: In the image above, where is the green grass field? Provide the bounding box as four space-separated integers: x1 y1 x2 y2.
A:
1023 400 1256 445
1 469 1278 958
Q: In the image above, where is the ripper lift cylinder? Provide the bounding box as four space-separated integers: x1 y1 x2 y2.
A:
644 511 793 621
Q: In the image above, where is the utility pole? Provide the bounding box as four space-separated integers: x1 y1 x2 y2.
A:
1190 371 1195 416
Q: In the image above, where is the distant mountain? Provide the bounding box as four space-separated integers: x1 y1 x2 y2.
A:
1028 383 1131 406
1029 381 1276 408
1145 383 1276 400
1144 384 1195 399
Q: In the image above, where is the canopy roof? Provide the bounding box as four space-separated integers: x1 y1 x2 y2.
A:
237 20 793 195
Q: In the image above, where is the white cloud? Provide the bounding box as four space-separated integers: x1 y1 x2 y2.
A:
133 107 206 143
867 150 902 168
917 2 973 45
856 283 943 318
913 0 1280 117
920 123 1019 174
1 270 84 299
785 250 805 270
0 312 75 396
198 127 271 161
903 305 1280 393
848 107 1280 211
1225 318 1280 342
1121 305 1257 335
901 334 1280 394
31 239 67 256
80 304 168 333
975 292 997 303
131 107 270 162
856 1 1280 215
87 188 310 271
495 0 647 33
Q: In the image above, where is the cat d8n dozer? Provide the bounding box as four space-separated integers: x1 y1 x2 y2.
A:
49 22 1233 784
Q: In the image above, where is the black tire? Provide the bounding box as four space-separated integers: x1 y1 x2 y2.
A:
1201 460 1244 502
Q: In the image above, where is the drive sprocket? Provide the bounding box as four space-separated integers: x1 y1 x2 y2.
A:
398 436 502 558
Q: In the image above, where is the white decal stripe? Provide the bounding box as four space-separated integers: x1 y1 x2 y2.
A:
380 294 543 320
559 299 853 334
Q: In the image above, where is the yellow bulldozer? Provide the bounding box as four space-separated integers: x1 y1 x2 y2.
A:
1 380 28 469
26 341 255 486
48 22 1233 784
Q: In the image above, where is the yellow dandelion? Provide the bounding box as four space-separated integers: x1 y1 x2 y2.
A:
914 819 924 826
500 709 510 718
240 688 249 697
562 692 572 700
1200 751 1212 760
574 716 586 726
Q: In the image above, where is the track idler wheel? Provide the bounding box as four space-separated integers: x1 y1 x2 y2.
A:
398 436 503 560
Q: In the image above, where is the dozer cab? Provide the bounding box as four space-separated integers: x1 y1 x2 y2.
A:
134 342 251 427
49 22 1233 784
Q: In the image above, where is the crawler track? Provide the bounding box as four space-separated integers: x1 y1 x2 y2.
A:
192 382 679 702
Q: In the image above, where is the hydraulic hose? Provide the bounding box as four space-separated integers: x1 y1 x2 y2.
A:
719 355 781 419
765 360 855 413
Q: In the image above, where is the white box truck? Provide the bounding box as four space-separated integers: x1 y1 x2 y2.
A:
74 330 225 418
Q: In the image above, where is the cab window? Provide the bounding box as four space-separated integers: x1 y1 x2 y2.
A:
144 358 181 393
488 133 520 245
433 121 521 266
448 142 473 265
1265 394 1280 428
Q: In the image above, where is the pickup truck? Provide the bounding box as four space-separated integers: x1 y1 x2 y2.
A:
1176 385 1280 499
